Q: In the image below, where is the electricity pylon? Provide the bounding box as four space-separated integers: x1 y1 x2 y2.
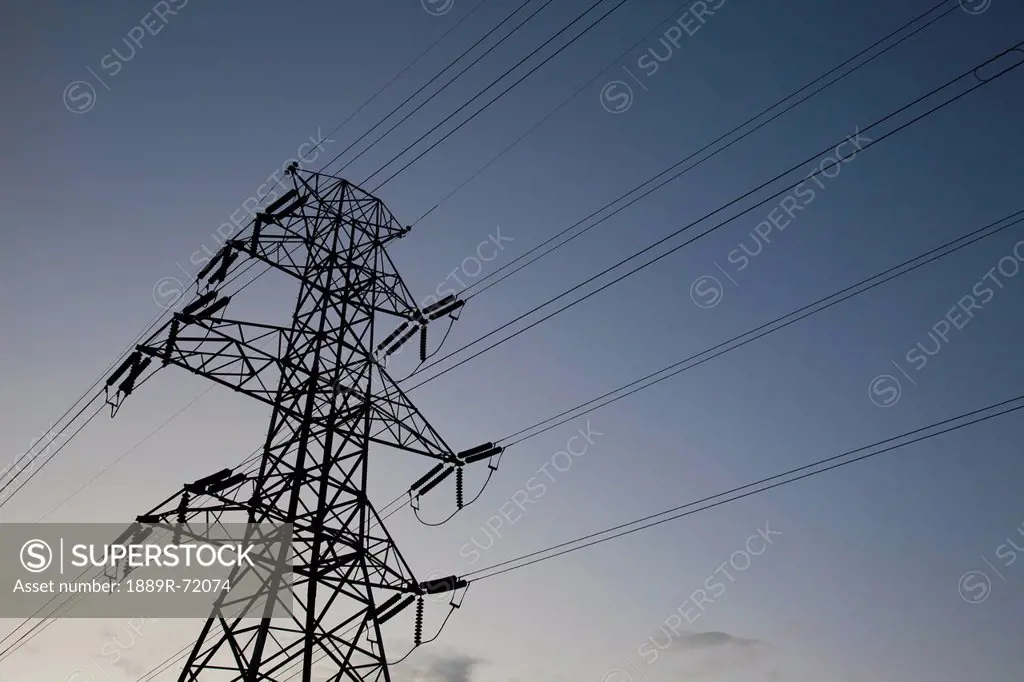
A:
105 166 502 681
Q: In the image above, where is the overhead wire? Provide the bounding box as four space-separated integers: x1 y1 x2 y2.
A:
0 398 105 508
1 0 500 514
0 250 280 512
123 483 457 682
6 0 949 515
463 392 1024 582
366 0 634 190
318 0 552 176
459 0 959 296
4 0 957 515
1 3 574 667
7 8 1015 680
499 208 1024 445
10 30 1013 648
149 376 1024 678
286 206 1024 572
314 0 494 158
408 0 784 225
400 38 1024 390
21 0 991 552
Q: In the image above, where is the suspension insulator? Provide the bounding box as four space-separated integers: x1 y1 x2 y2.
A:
414 597 424 645
463 445 503 464
419 325 428 362
458 443 494 460
196 247 226 282
422 294 460 320
385 324 419 357
377 595 415 624
185 468 233 494
164 318 180 365
263 189 299 216
175 492 190 543
181 290 217 318
377 321 410 354
209 249 239 286
118 357 152 397
418 467 453 496
207 472 247 494
456 467 464 509
429 298 464 321
106 353 136 388
177 493 189 523
410 463 446 493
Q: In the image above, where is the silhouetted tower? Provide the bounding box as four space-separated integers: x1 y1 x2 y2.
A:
106 167 501 681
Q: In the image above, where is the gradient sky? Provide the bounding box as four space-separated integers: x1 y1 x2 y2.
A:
3 0 1024 681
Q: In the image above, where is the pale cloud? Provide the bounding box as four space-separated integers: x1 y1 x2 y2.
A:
657 630 770 681
394 649 487 682
671 630 764 651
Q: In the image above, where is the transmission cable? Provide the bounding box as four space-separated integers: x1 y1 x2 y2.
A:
299 206 1024 565
253 387 1024 679
315 0 493 158
316 0 541 176
0 0 697 512
6 13 1008 677
47 27 1023 682
499 208 1024 445
368 0 634 190
18 0 942 494
463 392 1024 582
401 39 1024 390
0 251 280 512
10 21 1007 539
7 0 941 515
3 0 497 514
460 0 959 297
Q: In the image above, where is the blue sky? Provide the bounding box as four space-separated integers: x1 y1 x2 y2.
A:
2 0 1024 680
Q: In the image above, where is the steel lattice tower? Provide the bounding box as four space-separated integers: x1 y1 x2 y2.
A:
105 167 497 681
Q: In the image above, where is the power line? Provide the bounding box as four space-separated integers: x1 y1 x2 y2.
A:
413 0 958 227
48 479 426 682
408 0 759 224
6 19 1007 577
402 38 1024 390
0 253 279 512
499 208 1024 445
0 0 683 513
260 206 1024 587
0 398 104 508
0 2 953 516
19 0 955 503
6 14 1015 679
460 0 959 297
74 28 1008 547
0 0 501 515
280 50 1024 544
35 386 214 520
1 0 558 509
464 392 1024 582
317 0 542 175
367 0 634 189
314 0 493 158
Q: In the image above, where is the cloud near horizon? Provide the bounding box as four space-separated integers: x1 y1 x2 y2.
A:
394 649 487 682
672 630 764 651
